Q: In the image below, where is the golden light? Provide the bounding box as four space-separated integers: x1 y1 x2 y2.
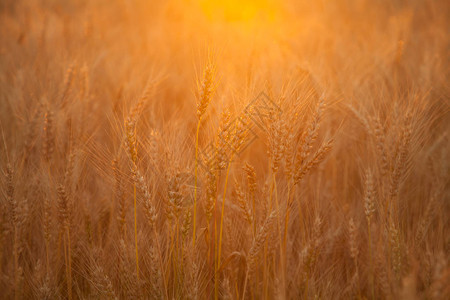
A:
199 0 279 23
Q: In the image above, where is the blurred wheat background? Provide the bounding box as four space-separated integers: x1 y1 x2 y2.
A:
0 0 449 299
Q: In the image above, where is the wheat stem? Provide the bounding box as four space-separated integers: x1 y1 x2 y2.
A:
216 159 232 300
283 178 293 257
218 160 231 266
193 120 201 247
133 181 139 282
153 227 168 300
367 218 374 300
67 228 73 300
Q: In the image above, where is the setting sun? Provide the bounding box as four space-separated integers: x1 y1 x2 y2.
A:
199 0 278 22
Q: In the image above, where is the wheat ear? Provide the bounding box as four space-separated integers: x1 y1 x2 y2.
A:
193 59 216 247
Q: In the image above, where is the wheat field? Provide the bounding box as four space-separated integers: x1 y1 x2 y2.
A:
0 0 449 299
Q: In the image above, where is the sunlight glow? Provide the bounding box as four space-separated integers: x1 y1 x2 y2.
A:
199 0 278 23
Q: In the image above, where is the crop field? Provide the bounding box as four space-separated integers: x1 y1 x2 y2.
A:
0 0 449 299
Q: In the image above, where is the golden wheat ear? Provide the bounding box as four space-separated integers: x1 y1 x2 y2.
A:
193 58 218 247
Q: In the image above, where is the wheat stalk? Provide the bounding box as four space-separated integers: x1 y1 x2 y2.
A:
193 59 216 247
242 209 278 300
57 183 72 300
